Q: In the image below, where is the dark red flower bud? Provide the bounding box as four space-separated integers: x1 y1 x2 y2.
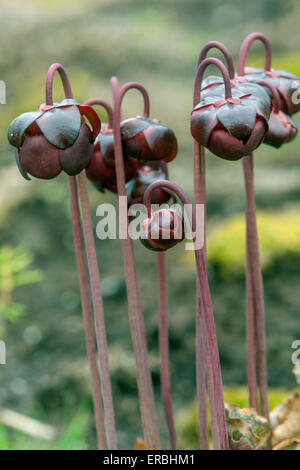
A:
141 208 184 251
127 161 170 206
86 131 138 193
240 67 300 116
98 124 115 167
237 33 300 115
196 41 274 120
8 99 100 180
192 57 271 161
191 85 270 161
255 79 298 149
264 110 297 148
121 116 177 163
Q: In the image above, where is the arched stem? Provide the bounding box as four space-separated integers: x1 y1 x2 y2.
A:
237 32 272 76
243 79 277 414
69 177 107 449
242 154 269 420
236 34 272 416
157 251 177 450
84 98 114 129
192 56 220 449
144 180 229 450
119 82 150 117
45 63 117 448
45 63 73 105
197 41 235 79
242 79 278 413
110 76 161 449
257 80 280 114
194 57 232 105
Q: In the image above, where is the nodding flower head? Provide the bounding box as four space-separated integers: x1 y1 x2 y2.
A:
237 32 300 116
141 208 185 252
264 109 297 148
8 99 100 180
191 58 270 161
121 116 178 163
242 67 300 116
126 161 170 206
196 40 273 114
257 79 298 148
96 123 115 167
86 128 138 193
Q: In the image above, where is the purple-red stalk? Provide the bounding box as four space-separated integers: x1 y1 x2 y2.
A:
238 36 272 418
157 251 177 450
245 80 279 413
193 56 233 449
77 171 117 448
245 248 258 410
144 180 229 450
192 42 234 450
69 176 107 449
237 32 272 77
45 63 117 449
242 154 269 419
110 77 161 449
193 143 209 450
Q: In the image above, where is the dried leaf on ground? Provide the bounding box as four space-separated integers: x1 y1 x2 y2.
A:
270 393 300 447
226 403 270 450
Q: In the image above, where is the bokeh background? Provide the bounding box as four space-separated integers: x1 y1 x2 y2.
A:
0 0 300 449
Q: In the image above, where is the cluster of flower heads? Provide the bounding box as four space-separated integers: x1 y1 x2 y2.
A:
8 98 178 186
8 33 298 254
86 121 138 193
7 87 181 252
84 109 183 252
86 114 177 197
191 33 299 161
126 161 170 206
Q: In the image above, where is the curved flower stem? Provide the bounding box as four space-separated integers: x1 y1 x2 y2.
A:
84 98 114 129
45 63 73 103
195 57 233 102
192 101 209 453
243 154 269 420
193 53 234 449
197 41 235 79
69 176 107 449
144 181 229 450
46 63 113 449
243 80 279 412
237 32 272 76
157 251 176 450
110 77 160 449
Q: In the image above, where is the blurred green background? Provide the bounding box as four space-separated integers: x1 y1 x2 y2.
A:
0 0 300 449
